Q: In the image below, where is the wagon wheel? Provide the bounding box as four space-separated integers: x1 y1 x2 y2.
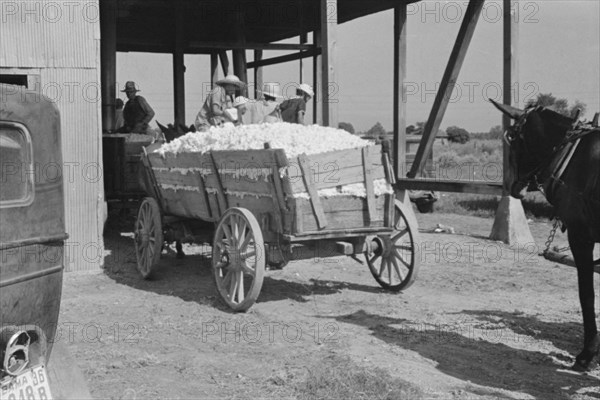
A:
134 197 164 279
365 200 420 291
212 208 265 312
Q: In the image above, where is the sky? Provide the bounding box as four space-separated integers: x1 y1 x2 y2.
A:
117 0 600 134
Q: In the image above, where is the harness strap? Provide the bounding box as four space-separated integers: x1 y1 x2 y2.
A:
554 138 581 181
536 126 599 190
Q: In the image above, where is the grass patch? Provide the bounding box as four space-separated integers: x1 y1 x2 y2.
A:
294 355 423 400
433 192 554 221
421 139 555 220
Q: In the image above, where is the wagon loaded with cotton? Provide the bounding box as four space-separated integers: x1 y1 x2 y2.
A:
135 123 420 311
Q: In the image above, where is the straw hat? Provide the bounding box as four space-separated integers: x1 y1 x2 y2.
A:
260 82 283 99
120 81 140 92
298 83 314 97
215 74 245 88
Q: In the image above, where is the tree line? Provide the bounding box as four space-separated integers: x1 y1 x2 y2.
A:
338 93 589 144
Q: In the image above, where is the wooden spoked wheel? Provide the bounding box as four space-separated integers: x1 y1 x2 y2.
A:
134 197 164 279
212 208 265 312
365 200 420 291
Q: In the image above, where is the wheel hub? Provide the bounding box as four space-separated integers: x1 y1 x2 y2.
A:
367 236 388 257
221 252 230 266
136 229 150 247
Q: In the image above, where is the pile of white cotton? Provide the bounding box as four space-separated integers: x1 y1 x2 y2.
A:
153 122 393 198
155 122 370 158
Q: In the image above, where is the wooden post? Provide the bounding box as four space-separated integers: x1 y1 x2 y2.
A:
299 0 307 83
313 29 321 125
233 50 248 86
173 8 185 127
320 0 338 127
407 0 485 178
100 0 117 132
211 52 219 89
502 0 518 195
232 8 248 95
299 33 307 84
219 51 230 76
254 50 263 99
490 0 534 245
393 5 408 180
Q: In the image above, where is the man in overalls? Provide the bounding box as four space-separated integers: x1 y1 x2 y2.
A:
117 81 155 134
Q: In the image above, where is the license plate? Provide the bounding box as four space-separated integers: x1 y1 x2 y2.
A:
0 365 52 400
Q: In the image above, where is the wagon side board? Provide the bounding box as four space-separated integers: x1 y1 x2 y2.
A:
144 144 393 239
145 149 294 236
290 194 393 234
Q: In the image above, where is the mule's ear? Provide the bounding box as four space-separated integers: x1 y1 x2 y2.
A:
489 99 525 119
156 121 168 133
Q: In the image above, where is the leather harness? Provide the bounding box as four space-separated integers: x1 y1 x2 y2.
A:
508 108 599 199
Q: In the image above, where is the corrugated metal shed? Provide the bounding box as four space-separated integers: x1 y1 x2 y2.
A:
1 0 104 271
1 0 99 68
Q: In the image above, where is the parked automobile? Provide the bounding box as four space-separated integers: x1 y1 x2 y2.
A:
0 83 66 398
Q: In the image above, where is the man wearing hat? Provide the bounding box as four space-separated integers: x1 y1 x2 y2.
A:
194 74 245 131
241 82 283 125
260 82 283 123
280 83 314 125
116 81 155 133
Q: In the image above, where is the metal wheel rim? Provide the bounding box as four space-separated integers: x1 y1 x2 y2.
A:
213 208 265 311
366 200 419 291
134 198 163 279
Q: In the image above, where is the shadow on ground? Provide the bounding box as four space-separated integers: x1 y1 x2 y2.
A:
458 309 583 359
102 213 382 311
333 309 599 399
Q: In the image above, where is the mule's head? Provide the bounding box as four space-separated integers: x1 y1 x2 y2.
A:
489 99 574 199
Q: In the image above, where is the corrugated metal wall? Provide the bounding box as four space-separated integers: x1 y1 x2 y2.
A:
1 0 105 271
0 0 99 68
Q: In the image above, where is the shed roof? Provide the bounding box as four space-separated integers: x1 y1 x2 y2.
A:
115 0 420 53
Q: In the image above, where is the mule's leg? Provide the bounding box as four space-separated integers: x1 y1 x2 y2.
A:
176 240 185 259
570 230 599 371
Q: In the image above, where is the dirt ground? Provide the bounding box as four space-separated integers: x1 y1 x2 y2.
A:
57 210 600 400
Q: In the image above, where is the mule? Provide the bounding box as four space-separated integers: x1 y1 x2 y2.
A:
156 121 195 143
491 99 600 371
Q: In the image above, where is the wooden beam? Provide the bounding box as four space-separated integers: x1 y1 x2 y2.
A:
100 0 117 132
408 0 485 178
313 29 321 124
116 43 173 54
299 0 307 83
232 49 248 89
188 42 315 51
393 5 407 180
300 33 308 83
253 50 263 99
489 0 534 246
395 179 503 195
246 49 320 69
320 0 338 127
210 52 218 89
232 8 248 93
219 51 229 76
502 0 518 194
173 8 185 127
298 154 327 229
362 147 377 225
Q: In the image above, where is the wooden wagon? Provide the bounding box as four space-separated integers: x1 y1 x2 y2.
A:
135 141 420 311
103 133 154 207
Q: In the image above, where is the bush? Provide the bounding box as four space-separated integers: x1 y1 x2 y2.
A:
338 122 355 134
446 126 470 144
